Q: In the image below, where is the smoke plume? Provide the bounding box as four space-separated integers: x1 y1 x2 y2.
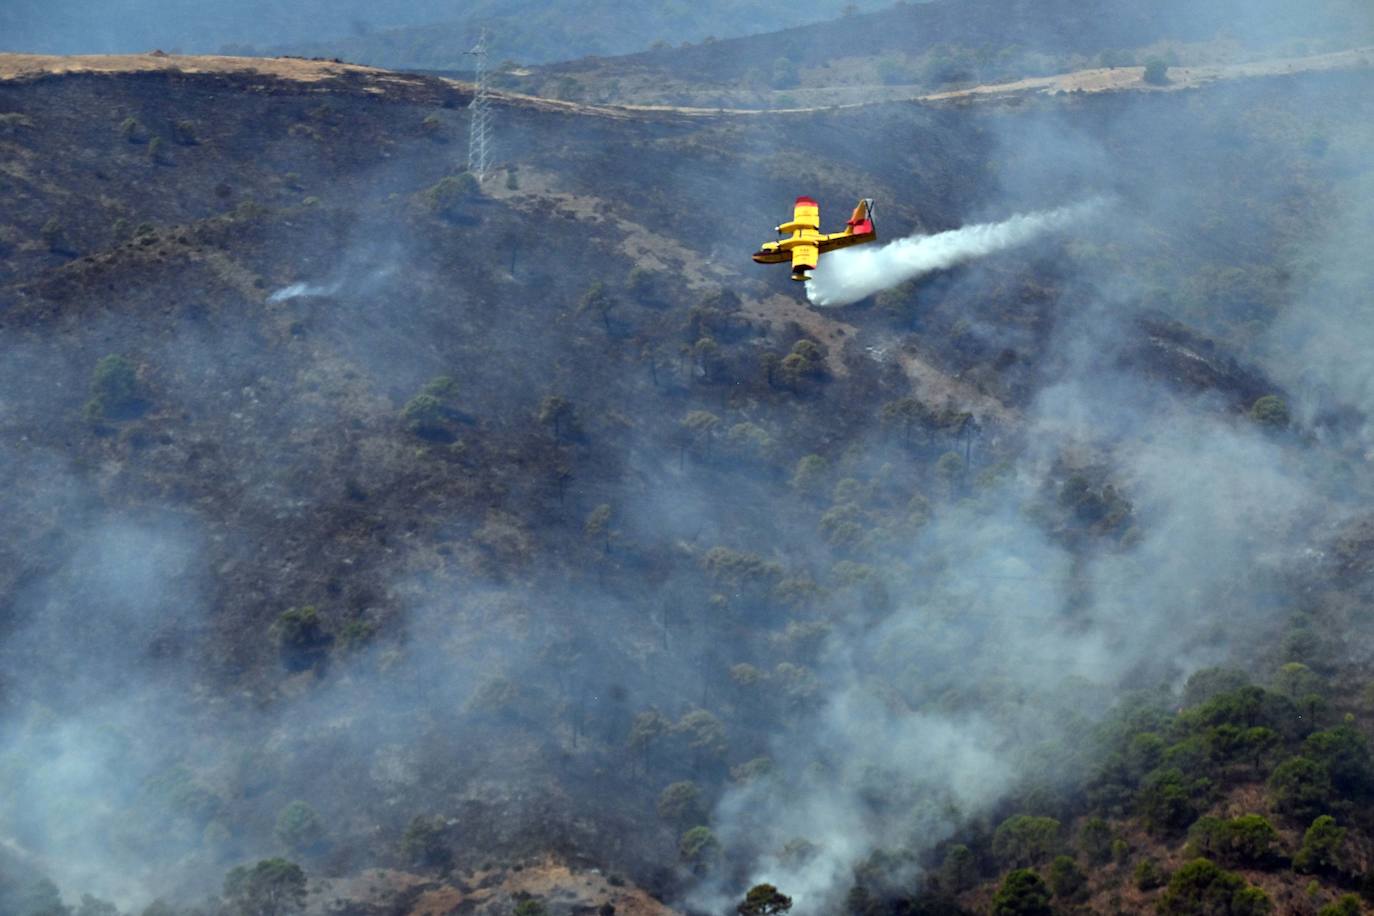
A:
267 281 339 303
805 200 1103 307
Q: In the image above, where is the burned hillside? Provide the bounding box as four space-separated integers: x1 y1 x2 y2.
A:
1 48 1374 916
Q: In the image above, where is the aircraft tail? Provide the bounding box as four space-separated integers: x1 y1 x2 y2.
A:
847 198 875 235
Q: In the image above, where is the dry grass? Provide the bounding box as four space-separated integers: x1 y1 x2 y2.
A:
922 45 1374 103
0 52 395 82
315 859 677 916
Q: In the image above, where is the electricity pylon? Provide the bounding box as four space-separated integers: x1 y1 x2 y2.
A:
466 29 493 182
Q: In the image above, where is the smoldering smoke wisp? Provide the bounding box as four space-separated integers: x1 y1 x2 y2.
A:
805 200 1103 307
267 281 339 303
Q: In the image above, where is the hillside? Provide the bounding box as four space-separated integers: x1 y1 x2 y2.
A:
2 46 1374 916
512 0 1374 106
259 0 895 70
1 0 884 64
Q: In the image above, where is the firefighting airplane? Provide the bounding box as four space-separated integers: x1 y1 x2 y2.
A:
752 197 877 281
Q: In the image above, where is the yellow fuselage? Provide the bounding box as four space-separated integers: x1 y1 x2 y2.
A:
753 197 877 280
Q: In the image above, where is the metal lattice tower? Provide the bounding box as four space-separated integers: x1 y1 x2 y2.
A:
466 29 493 182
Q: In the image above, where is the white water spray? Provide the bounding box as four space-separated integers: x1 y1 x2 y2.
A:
805 200 1102 307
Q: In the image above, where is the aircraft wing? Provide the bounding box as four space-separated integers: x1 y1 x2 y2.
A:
778 196 821 233
790 243 819 279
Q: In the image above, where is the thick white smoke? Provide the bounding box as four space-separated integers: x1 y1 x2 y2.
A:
805 200 1103 307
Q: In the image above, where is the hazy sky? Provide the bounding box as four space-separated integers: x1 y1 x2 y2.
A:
0 0 893 59
1 0 459 54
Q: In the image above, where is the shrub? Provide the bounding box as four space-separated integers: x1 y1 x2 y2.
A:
1186 815 1279 868
1135 858 1167 891
679 826 720 869
791 454 830 493
85 354 145 420
701 547 782 587
335 617 377 653
145 766 224 826
730 756 775 784
584 504 613 553
1157 859 1272 915
1182 685 1297 736
74 894 120 916
274 801 324 853
1049 855 1088 901
627 266 665 306
657 781 703 825
1270 757 1335 822
786 339 826 379
819 503 866 551
271 606 331 670
173 120 198 145
402 376 464 441
1318 895 1363 916
537 394 578 441
939 844 977 893
1250 395 1290 429
1183 667 1252 707
726 422 773 462
402 394 446 438
423 173 480 220
1078 817 1113 865
674 709 727 760
1294 815 1346 875
1303 726 1374 797
991 869 1052 916
1144 58 1170 85
223 859 307 916
992 815 1061 868
738 884 792 916
401 815 451 869
1137 768 1204 835
40 217 71 254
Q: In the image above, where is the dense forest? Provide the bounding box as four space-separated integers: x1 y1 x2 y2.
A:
2 2 1374 915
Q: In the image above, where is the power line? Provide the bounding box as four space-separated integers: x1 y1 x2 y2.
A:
465 28 493 182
